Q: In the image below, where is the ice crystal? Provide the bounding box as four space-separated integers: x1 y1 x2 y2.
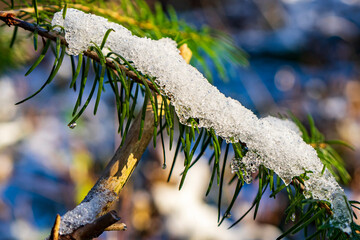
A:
52 9 352 233
230 156 256 184
230 157 242 174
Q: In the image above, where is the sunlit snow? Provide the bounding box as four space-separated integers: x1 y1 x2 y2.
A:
52 9 352 234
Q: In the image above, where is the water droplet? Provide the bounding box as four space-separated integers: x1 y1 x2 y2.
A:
162 163 167 169
225 213 231 218
68 122 77 129
290 212 296 222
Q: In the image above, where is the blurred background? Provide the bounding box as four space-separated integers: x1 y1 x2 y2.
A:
1 0 360 239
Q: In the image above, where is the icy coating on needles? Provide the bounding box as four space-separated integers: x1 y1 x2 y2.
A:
52 9 352 234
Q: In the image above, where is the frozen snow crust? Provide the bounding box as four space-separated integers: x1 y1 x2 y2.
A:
59 185 116 235
52 9 352 234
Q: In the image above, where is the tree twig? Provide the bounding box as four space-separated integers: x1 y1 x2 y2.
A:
49 214 61 240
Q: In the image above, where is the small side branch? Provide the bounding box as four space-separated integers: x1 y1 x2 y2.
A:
0 11 67 44
49 214 61 240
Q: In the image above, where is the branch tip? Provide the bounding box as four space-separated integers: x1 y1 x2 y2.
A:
105 222 127 231
49 214 61 240
0 11 16 26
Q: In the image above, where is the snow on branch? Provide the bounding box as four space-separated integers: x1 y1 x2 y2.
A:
52 8 352 233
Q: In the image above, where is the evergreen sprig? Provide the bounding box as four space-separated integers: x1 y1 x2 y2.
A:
4 0 247 82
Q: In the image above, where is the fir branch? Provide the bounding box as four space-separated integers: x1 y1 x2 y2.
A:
0 11 157 91
5 0 247 81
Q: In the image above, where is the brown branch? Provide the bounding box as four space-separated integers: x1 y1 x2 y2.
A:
82 94 162 210
51 95 161 239
0 11 156 91
0 11 67 44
